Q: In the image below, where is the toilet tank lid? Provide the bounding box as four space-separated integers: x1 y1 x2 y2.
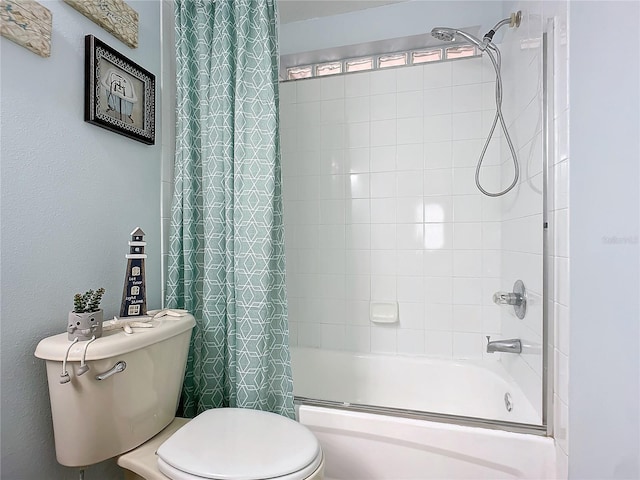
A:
34 315 195 362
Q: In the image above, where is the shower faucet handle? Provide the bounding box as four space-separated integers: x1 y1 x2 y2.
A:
492 280 527 320
493 291 523 306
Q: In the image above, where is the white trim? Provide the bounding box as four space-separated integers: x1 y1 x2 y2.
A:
128 241 147 246
126 254 148 259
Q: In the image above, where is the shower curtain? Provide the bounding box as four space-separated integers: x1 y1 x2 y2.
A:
166 0 294 419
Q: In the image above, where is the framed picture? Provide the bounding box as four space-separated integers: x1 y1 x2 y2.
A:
85 35 155 145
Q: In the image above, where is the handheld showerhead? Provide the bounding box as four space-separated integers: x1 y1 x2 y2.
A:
431 27 485 50
430 27 456 42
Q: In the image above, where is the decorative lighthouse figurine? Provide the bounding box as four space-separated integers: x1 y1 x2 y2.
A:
120 227 147 317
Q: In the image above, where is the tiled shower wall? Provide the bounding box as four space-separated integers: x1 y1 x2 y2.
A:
280 57 508 360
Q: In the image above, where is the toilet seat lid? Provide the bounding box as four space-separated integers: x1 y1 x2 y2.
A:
156 408 321 480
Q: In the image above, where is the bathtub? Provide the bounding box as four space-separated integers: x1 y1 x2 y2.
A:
291 348 555 479
297 405 556 480
291 347 540 424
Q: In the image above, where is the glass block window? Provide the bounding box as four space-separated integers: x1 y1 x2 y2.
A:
346 57 374 72
282 44 480 82
445 45 476 59
316 62 342 76
378 53 407 68
412 49 443 64
287 66 313 80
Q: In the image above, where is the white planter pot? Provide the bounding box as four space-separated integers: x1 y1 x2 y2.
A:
67 309 103 341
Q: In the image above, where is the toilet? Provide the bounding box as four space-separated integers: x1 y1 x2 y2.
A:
34 314 324 480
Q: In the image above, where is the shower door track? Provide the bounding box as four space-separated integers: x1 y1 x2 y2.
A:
295 396 548 436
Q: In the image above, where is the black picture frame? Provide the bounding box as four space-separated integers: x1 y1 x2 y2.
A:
85 35 155 145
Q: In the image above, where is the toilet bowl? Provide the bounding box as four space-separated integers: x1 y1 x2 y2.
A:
119 408 324 480
34 314 323 480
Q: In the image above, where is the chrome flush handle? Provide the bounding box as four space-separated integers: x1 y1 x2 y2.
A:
95 361 126 381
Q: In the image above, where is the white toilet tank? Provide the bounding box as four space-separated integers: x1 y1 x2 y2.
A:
35 315 195 467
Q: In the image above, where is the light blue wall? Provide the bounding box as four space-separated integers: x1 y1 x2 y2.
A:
279 0 504 55
0 1 162 478
569 2 640 478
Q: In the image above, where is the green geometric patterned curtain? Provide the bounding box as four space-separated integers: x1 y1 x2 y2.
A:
166 0 294 419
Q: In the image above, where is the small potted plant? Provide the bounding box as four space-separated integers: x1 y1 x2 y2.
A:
67 288 105 341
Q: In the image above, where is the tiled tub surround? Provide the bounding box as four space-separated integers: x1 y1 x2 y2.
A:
280 57 508 362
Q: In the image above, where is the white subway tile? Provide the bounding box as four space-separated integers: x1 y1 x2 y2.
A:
554 393 569 456
424 169 453 196
371 275 396 301
371 250 396 275
424 61 452 89
370 172 397 198
371 119 397 146
321 75 345 100
319 174 345 200
397 329 425 355
482 222 501 249
371 325 397 353
346 122 370 148
452 57 483 85
424 250 453 277
321 99 345 124
554 208 569 258
345 274 371 301
396 144 423 171
424 87 452 116
453 194 483 222
452 84 483 113
424 276 452 304
396 224 424 250
554 256 570 306
425 303 453 331
371 224 396 250
370 68 396 94
345 97 370 123
345 325 371 352
297 79 321 102
397 276 424 303
347 173 370 199
482 250 501 278
453 223 482 250
320 149 344 175
371 198 396 223
452 112 483 140
397 90 424 118
453 305 482 332
424 196 453 222
424 223 453 250
345 148 370 173
280 81 296 103
319 199 345 224
346 250 371 275
318 225 345 250
425 330 453 358
346 199 370 224
397 65 423 92
298 323 321 348
346 224 371 249
555 302 570 356
371 145 396 172
453 250 482 277
452 277 483 305
397 250 423 276
370 93 397 121
321 124 345 150
396 197 424 224
346 300 371 325
424 141 453 170
424 114 452 142
321 324 346 350
296 101 321 125
397 117 424 145
453 332 484 359
345 71 370 97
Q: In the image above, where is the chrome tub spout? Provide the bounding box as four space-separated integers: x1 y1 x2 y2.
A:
486 336 522 354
